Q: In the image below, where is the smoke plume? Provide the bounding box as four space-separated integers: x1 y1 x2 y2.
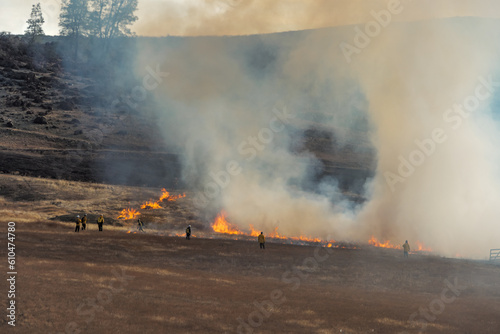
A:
133 0 500 37
134 11 500 258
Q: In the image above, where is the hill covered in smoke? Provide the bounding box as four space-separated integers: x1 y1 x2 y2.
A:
133 17 500 258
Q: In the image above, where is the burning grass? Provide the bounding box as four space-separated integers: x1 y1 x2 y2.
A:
117 188 186 219
209 211 432 252
117 208 141 220
210 211 342 247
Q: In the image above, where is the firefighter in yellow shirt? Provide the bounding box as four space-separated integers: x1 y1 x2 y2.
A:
81 214 87 231
258 232 265 249
97 215 104 231
75 215 81 232
402 240 410 258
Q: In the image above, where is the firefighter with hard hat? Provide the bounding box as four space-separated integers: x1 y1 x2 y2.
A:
81 214 87 231
97 214 104 231
75 215 81 232
186 225 191 240
258 232 265 249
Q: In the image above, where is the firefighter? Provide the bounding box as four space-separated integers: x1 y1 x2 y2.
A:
75 215 81 232
137 218 144 232
81 214 87 231
258 232 265 249
402 240 410 258
97 214 104 231
186 225 191 240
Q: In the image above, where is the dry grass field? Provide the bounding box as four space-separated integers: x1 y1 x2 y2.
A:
1 174 500 334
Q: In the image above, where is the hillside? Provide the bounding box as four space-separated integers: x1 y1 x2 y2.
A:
0 33 374 194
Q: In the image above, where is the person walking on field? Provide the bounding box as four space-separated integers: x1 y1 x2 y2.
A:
403 240 410 258
75 215 81 232
186 225 191 240
258 232 265 249
97 214 104 231
137 218 144 232
81 214 87 231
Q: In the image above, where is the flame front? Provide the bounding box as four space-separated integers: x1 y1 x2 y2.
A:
368 236 432 252
209 211 431 252
117 188 186 219
214 212 334 245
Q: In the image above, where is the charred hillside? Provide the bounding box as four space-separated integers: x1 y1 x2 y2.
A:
0 34 182 187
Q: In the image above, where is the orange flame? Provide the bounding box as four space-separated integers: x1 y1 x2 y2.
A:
249 224 260 237
140 189 185 210
141 201 163 209
415 241 432 252
268 226 286 239
167 193 186 201
368 237 433 252
213 212 335 246
290 234 323 243
368 236 399 249
211 211 244 235
117 208 141 220
158 188 185 202
210 213 432 252
159 189 170 202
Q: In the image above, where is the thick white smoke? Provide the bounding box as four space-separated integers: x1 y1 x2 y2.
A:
351 19 500 258
135 15 500 258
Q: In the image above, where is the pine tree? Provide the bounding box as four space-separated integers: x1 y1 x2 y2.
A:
25 3 45 43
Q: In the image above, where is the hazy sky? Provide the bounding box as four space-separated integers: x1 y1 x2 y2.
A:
1 0 499 36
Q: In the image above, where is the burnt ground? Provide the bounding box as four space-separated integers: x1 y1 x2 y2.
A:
0 35 182 188
0 221 499 334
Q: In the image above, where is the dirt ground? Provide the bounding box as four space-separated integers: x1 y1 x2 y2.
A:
1 218 499 334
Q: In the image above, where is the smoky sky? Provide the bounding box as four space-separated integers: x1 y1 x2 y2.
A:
2 0 500 36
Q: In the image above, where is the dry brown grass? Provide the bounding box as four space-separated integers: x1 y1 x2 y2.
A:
1 174 500 333
0 220 498 333
0 174 193 231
